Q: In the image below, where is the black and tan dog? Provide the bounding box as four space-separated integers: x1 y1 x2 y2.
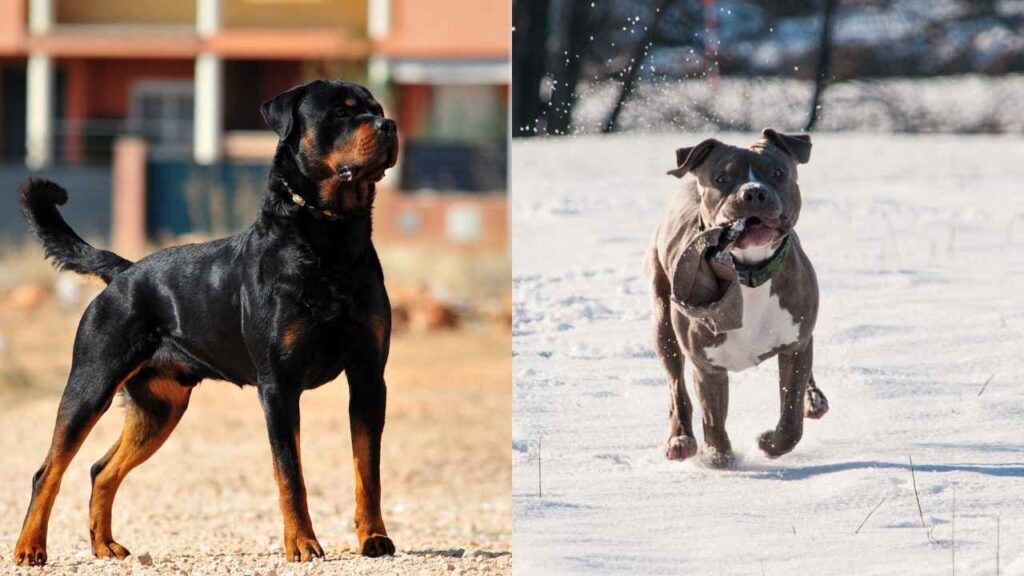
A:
14 79 398 565
648 129 829 468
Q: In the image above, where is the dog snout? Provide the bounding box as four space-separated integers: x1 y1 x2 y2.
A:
741 186 769 206
376 118 397 137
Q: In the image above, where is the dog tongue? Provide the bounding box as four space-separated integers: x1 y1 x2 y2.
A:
734 223 781 249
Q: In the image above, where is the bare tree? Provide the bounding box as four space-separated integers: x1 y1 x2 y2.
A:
603 0 675 134
805 0 836 131
512 0 551 137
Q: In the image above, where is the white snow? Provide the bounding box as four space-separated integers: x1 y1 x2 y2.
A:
512 132 1024 575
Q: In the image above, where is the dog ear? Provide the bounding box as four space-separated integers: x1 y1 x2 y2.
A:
260 84 309 141
762 129 811 164
667 139 720 178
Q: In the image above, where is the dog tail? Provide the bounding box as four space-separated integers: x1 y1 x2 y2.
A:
19 178 133 284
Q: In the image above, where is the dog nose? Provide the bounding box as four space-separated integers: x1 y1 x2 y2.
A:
376 119 396 136
741 186 768 205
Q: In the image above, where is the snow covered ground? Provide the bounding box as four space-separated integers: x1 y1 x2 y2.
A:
511 132 1024 575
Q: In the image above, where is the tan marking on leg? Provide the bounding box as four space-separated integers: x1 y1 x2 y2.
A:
16 365 143 566
88 377 190 559
351 423 386 540
272 433 321 562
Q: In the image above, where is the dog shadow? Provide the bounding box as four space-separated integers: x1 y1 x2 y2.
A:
746 460 1024 481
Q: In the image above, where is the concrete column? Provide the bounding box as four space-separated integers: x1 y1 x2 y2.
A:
25 53 53 169
194 53 223 165
112 137 148 255
28 0 53 34
367 0 390 88
194 0 222 165
196 0 221 37
26 0 54 169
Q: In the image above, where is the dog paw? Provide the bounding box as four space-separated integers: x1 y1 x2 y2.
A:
758 430 800 459
360 534 395 557
92 539 131 560
665 435 698 461
14 539 47 566
804 387 829 419
284 535 324 562
701 445 736 469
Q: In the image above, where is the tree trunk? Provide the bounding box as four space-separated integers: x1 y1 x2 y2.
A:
603 0 675 134
512 0 551 137
804 0 836 132
545 0 589 136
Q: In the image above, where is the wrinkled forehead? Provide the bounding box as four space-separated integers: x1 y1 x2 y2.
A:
703 142 794 173
299 82 380 114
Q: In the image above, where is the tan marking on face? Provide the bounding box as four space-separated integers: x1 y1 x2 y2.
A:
318 123 381 207
344 98 357 107
323 123 378 171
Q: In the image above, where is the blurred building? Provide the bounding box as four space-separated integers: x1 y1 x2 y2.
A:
0 0 509 250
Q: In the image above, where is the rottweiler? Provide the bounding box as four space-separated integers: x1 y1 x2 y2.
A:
14 79 399 565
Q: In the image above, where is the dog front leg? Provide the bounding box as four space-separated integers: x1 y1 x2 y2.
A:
693 366 733 467
344 359 395 557
652 255 697 461
257 383 323 562
759 337 813 458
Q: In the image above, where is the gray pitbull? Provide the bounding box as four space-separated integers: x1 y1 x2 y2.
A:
647 129 828 468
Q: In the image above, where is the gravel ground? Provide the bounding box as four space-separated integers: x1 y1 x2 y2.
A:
0 313 511 575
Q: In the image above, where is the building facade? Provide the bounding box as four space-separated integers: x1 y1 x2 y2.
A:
0 0 509 248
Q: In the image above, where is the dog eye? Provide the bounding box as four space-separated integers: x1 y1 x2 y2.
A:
714 174 730 185
771 168 785 180
334 108 349 118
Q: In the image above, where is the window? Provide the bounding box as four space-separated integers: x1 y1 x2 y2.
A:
127 80 194 158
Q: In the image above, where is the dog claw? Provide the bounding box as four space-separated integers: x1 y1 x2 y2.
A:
805 387 829 419
701 444 736 469
284 535 324 562
360 534 395 557
14 547 47 567
665 435 698 461
93 539 131 560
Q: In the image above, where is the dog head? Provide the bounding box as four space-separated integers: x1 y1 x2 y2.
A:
667 129 811 263
261 79 399 210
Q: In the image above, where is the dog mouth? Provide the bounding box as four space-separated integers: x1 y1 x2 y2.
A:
730 216 784 249
336 132 398 183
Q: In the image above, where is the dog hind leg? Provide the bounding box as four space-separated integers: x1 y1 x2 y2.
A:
15 297 154 566
804 373 829 419
88 372 192 559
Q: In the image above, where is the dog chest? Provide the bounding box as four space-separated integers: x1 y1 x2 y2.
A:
702 280 800 371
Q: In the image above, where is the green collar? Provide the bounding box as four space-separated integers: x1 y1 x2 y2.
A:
735 235 791 288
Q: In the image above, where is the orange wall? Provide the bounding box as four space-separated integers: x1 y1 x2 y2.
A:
57 0 194 24
63 59 194 118
0 0 25 55
223 0 365 30
55 0 366 30
381 0 510 59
